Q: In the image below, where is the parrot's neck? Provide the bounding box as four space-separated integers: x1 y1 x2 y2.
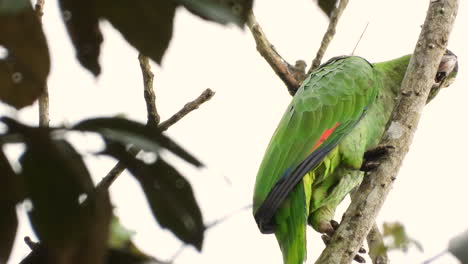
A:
373 55 412 94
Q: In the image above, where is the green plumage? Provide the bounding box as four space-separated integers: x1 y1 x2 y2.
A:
253 55 413 264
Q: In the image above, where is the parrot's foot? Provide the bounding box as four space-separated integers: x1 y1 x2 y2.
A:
361 145 395 171
320 220 367 263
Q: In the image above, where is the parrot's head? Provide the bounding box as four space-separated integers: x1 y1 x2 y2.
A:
427 49 458 103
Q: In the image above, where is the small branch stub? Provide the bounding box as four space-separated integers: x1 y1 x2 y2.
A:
247 11 305 95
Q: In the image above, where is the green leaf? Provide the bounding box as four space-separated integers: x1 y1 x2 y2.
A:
176 0 253 27
109 215 136 249
317 0 338 17
73 117 203 167
58 0 103 76
382 222 423 253
104 143 205 250
0 2 50 108
108 215 156 263
449 229 468 264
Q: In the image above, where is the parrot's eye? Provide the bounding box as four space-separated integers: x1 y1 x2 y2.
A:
435 72 446 83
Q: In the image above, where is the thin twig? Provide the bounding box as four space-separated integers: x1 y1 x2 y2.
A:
35 0 49 127
308 0 349 73
315 1 459 263
24 236 39 251
159 89 215 131
95 89 215 192
247 11 305 95
138 54 160 127
95 146 139 193
34 0 45 17
351 22 369 56
421 250 448 264
204 204 252 230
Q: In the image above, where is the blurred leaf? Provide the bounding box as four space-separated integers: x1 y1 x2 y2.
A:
107 248 158 264
108 215 159 264
104 143 205 250
59 0 254 74
449 229 468 264
73 117 203 167
109 215 136 249
176 0 253 27
0 119 112 264
0 145 23 203
96 0 176 65
382 222 423 253
58 0 175 73
317 0 338 17
0 204 17 264
0 118 106 243
58 0 102 75
0 2 50 108
0 148 20 263
0 0 29 14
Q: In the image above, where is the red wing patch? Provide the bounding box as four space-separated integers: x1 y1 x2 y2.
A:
312 122 340 151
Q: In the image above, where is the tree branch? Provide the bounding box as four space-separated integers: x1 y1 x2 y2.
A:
315 1 459 263
95 88 215 193
247 11 306 95
35 0 49 127
158 88 215 131
308 0 349 73
138 54 160 127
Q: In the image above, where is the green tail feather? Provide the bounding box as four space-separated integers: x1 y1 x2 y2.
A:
275 173 313 264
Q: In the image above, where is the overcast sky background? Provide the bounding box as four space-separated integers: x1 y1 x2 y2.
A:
6 0 468 263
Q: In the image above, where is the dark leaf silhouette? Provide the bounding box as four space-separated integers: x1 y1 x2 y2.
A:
58 0 102 76
0 2 50 108
0 148 20 263
176 0 253 27
317 0 338 17
58 0 254 74
58 0 176 74
0 203 17 264
1 117 111 264
449 229 468 264
103 143 205 250
73 117 203 167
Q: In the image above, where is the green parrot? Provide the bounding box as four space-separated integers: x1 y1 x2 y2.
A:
252 51 458 264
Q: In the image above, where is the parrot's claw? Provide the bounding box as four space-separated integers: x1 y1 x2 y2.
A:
330 219 340 230
354 255 366 263
363 145 394 160
361 161 381 172
321 220 367 263
361 145 395 171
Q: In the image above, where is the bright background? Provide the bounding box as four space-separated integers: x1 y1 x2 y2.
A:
6 0 468 263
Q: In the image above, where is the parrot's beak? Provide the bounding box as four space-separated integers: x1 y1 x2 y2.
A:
427 49 458 103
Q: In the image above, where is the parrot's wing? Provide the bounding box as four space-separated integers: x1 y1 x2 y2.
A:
253 56 378 233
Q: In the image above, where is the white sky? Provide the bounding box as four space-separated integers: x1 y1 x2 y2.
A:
6 0 468 263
